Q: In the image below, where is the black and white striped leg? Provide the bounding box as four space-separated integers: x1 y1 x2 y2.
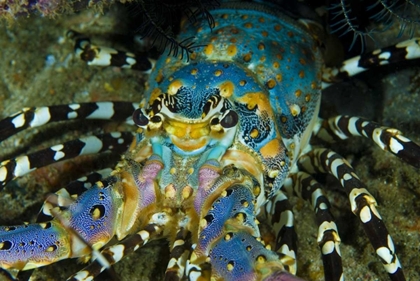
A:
67 214 168 281
67 30 156 72
0 101 137 142
0 132 133 189
322 38 420 88
263 190 298 275
285 172 343 281
165 227 192 281
314 115 420 168
299 148 405 281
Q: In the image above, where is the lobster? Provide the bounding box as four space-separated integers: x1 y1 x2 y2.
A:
0 0 419 280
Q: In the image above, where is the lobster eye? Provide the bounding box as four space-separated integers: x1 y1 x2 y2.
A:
220 110 238 128
132 108 149 126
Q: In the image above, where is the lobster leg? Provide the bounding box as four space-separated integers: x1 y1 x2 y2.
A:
321 37 420 88
57 153 164 280
187 164 304 281
0 176 121 271
314 115 420 168
285 172 343 281
0 221 72 270
0 132 133 189
0 147 165 275
9 169 113 281
37 168 113 223
0 102 136 142
299 148 405 281
67 217 167 281
262 190 298 275
188 186 281 280
68 31 156 72
165 227 192 281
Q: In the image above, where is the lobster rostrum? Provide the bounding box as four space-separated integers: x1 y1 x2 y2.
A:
0 0 419 280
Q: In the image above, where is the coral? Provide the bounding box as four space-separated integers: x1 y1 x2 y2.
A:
0 0 115 21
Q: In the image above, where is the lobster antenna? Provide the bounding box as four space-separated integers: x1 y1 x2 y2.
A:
135 0 219 60
369 0 420 38
328 0 375 52
328 0 420 53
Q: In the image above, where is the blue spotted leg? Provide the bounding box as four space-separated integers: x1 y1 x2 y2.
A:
0 152 167 277
0 169 112 281
36 169 113 223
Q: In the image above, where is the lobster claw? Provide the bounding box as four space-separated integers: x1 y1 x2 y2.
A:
187 163 307 281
